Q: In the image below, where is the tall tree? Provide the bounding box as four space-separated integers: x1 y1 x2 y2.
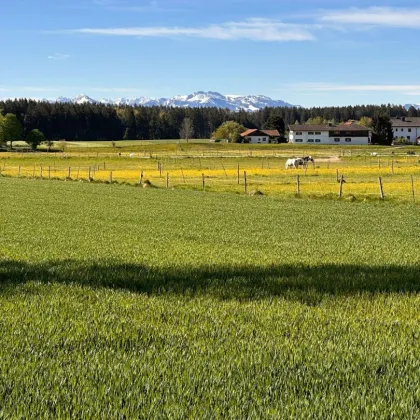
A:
179 117 194 142
212 121 246 143
0 113 23 149
371 113 394 145
26 129 45 150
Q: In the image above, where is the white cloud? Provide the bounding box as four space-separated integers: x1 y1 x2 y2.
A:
290 83 420 96
68 18 316 42
320 7 420 29
48 53 70 60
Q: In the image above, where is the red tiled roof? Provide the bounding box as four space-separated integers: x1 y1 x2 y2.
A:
241 129 280 137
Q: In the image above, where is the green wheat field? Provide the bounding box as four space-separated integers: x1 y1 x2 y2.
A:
1 161 420 417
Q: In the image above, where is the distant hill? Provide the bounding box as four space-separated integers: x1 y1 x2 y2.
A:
404 104 420 111
54 91 295 111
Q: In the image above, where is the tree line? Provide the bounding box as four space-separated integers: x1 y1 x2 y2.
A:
0 98 417 142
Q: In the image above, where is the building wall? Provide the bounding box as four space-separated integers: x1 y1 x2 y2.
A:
393 126 420 144
246 135 270 144
289 131 370 145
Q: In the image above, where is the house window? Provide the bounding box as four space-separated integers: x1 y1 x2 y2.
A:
334 138 340 142
395 129 398 132
296 139 303 143
315 139 321 143
308 132 314 135
401 129 404 132
307 139 314 143
315 132 321 135
296 132 303 135
407 136 411 140
345 138 352 142
409 129 412 132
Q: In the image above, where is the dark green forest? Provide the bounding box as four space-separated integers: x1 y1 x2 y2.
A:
0 99 417 141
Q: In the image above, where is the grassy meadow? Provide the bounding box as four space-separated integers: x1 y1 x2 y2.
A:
1 173 420 418
1 141 420 201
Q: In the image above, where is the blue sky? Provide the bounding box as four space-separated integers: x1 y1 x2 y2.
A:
1 0 420 106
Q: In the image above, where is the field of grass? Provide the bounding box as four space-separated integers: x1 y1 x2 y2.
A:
1 142 420 201
1 177 420 418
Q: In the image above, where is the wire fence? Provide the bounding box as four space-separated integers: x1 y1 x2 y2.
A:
1 159 419 202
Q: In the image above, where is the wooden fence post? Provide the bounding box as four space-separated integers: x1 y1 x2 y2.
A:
411 175 415 202
338 175 344 198
244 171 247 194
296 175 300 194
391 159 394 176
202 173 205 189
378 177 384 200
139 170 143 185
109 171 113 183
68 167 71 178
181 168 186 184
237 163 240 185
48 166 51 179
18 166 21 178
166 172 169 188
222 163 227 177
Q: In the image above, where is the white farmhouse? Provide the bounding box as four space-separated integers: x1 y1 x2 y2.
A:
288 123 371 145
240 129 281 144
391 117 420 144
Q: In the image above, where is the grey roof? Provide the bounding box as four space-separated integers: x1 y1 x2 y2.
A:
391 117 420 127
289 124 369 132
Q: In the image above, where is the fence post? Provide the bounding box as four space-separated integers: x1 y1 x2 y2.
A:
202 173 205 189
411 175 415 202
40 165 43 179
296 175 300 194
338 175 344 198
237 163 240 185
139 170 143 185
18 166 21 178
391 159 394 176
109 171 113 183
378 177 384 200
88 167 91 181
244 171 247 194
68 167 71 178
166 172 169 189
48 166 51 179
181 168 186 184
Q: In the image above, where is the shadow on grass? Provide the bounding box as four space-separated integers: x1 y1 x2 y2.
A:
0 260 419 303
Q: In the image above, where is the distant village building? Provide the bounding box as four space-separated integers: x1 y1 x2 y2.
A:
288 124 371 145
391 117 420 144
240 129 281 144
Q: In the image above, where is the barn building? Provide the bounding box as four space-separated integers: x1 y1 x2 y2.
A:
240 129 281 144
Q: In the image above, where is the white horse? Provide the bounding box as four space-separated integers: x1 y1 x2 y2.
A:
285 158 304 169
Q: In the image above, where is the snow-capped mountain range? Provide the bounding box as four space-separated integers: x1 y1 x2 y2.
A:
405 104 420 111
54 91 295 111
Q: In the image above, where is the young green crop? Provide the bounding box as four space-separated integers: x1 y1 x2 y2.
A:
0 178 419 418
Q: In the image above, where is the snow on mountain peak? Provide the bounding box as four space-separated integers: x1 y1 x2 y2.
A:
55 91 295 111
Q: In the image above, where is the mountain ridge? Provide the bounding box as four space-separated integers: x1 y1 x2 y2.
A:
54 91 295 111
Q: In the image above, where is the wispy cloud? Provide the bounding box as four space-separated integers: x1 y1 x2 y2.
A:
66 18 316 42
92 0 185 13
289 83 420 96
319 7 420 29
48 53 70 60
